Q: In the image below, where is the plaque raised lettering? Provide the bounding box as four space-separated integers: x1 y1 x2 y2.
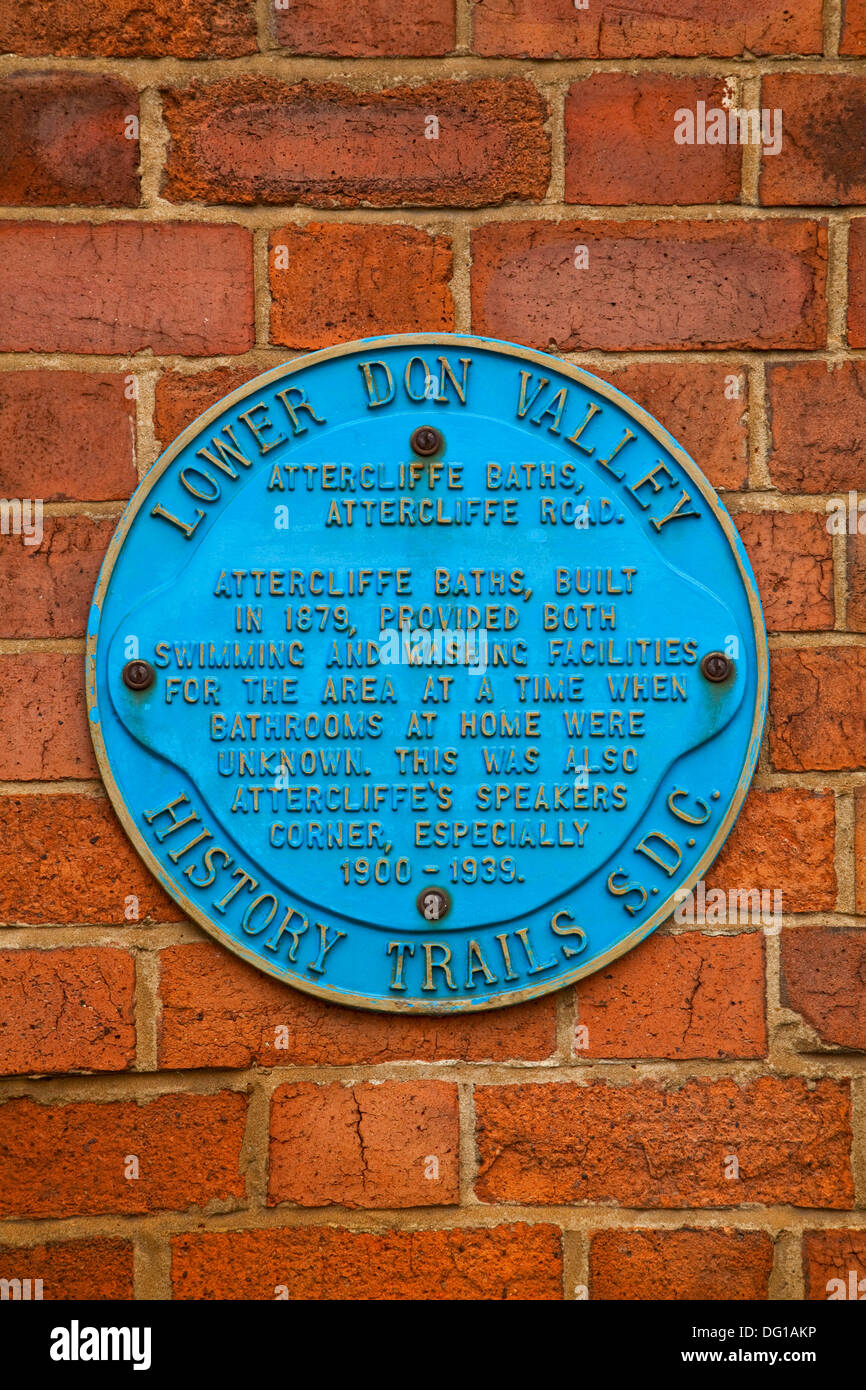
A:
86 335 768 1012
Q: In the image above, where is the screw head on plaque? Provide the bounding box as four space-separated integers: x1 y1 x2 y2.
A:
86 335 767 1012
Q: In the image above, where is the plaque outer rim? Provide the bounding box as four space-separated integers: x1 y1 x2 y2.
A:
85 333 770 1014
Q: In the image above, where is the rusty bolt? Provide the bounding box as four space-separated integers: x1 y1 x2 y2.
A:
122 659 155 691
701 651 731 683
410 425 443 457
416 886 452 922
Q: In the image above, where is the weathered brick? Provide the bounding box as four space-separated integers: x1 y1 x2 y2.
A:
781 930 866 1051
0 73 138 206
735 511 834 631
172 1223 562 1299
155 368 259 452
565 75 741 205
761 76 866 206
576 931 766 1060
706 788 836 912
271 0 455 55
0 653 96 780
0 371 136 501
848 221 866 348
475 1078 852 1207
0 1237 134 1300
767 361 866 492
803 1230 866 1299
0 0 257 58
0 223 254 354
472 0 823 58
0 793 184 925
589 362 749 492
848 532 866 632
856 788 866 914
471 219 827 350
770 648 866 771
161 77 549 207
0 516 116 640
268 1081 458 1209
0 947 135 1075
841 0 866 55
269 223 453 349
590 1228 774 1300
0 1092 247 1218
158 941 556 1068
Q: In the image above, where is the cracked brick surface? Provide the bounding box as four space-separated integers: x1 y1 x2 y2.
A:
474 1078 853 1207
0 947 135 1074
781 930 866 1052
576 931 766 1059
268 1080 459 1208
770 648 866 772
0 653 96 780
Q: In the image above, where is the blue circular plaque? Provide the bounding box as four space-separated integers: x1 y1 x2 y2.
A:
87 335 768 1012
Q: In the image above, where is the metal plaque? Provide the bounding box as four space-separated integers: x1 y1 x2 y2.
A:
87 334 768 1013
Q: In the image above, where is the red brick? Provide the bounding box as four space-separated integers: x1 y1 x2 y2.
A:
172 1222 562 1300
841 0 866 55
735 511 834 631
767 361 866 492
0 793 184 925
158 941 556 1068
576 931 766 1060
155 367 259 452
268 1081 458 1209
269 222 454 349
589 362 749 492
0 223 254 354
0 371 136 502
0 74 138 206
781 930 866 1051
761 76 866 206
271 0 455 55
0 1092 247 1218
471 219 827 350
565 75 740 205
0 516 115 640
0 1238 133 1300
856 788 866 914
803 1230 866 1299
707 788 836 912
770 647 866 771
472 0 823 58
847 221 866 348
0 947 135 1075
475 1078 853 1207
161 77 549 207
590 1228 774 1300
849 533 866 632
0 0 257 57
0 653 95 780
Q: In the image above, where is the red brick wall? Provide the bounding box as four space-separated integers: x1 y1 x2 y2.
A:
0 0 864 1302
